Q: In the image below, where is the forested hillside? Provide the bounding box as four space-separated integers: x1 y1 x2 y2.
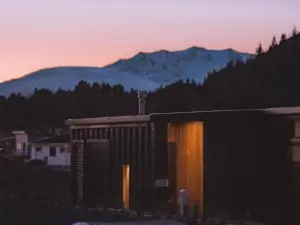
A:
0 29 299 130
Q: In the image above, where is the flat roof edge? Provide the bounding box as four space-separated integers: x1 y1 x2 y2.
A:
65 107 300 126
149 107 300 117
65 114 151 126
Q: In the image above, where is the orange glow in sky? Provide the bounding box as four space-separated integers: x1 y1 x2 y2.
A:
0 0 299 82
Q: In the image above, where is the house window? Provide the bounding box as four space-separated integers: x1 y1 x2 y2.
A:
35 147 42 152
49 147 56 157
60 147 65 153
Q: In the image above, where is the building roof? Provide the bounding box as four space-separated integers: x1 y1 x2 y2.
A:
264 107 300 115
65 114 150 126
65 106 300 126
12 131 26 135
31 132 70 144
150 107 300 117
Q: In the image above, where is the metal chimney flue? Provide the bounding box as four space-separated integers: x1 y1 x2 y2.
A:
138 91 147 115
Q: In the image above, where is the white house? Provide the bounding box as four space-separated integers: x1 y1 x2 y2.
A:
12 131 71 167
12 131 29 156
29 134 71 167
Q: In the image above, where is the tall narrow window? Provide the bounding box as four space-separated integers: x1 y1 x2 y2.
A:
122 164 130 210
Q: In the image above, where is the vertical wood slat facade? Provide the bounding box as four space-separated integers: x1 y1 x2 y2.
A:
67 109 298 223
70 123 155 211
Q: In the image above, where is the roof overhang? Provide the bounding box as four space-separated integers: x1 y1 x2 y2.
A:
65 114 151 126
65 107 300 127
31 142 70 146
263 107 300 116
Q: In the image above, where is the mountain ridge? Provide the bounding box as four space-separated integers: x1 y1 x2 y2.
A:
0 46 252 97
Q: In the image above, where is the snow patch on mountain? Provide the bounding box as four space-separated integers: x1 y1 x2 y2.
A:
0 46 252 97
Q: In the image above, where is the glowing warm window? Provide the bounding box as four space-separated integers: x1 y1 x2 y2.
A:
168 121 204 216
122 164 130 210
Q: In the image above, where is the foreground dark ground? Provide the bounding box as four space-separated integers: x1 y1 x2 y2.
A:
0 198 145 225
0 157 164 225
0 156 297 225
0 156 71 225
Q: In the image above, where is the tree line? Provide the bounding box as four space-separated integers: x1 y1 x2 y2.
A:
0 28 299 132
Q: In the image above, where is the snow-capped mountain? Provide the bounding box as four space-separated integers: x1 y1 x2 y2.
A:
0 47 252 97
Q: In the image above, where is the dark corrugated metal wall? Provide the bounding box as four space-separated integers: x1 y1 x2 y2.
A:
70 123 155 211
203 112 294 223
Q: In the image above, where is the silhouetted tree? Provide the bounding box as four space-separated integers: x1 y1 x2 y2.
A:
280 33 287 44
268 36 277 51
291 26 298 37
255 43 263 55
1 31 300 132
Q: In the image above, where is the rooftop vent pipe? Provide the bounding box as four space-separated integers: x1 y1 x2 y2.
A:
138 91 147 115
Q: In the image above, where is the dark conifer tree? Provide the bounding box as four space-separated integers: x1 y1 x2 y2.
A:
280 33 287 44
1 31 300 131
291 26 298 37
255 43 263 55
268 36 277 51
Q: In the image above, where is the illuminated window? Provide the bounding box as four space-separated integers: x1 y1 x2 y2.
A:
122 165 130 210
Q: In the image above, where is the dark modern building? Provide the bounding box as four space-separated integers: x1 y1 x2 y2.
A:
66 106 300 223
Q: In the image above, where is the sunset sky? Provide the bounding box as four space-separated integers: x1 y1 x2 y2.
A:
1 0 299 82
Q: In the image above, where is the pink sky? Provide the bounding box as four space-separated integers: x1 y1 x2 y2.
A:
0 0 299 82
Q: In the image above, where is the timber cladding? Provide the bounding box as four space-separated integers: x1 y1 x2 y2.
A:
68 110 296 223
70 123 155 211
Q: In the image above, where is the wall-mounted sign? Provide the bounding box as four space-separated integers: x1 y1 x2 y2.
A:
155 179 169 187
